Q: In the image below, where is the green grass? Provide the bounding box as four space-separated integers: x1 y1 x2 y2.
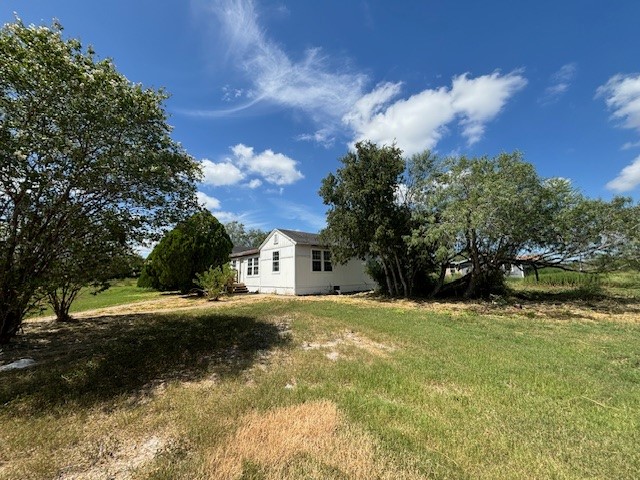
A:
30 278 162 317
2 295 640 479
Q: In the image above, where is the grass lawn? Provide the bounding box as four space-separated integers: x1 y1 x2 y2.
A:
29 278 162 318
1 289 639 479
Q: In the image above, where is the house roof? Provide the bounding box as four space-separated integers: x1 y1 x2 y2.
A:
230 247 259 258
276 229 323 246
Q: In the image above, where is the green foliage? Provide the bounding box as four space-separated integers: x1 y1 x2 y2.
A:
139 211 233 293
0 19 200 342
320 141 418 297
224 221 269 249
522 269 602 287
194 263 236 300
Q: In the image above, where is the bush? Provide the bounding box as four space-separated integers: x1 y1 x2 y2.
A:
194 264 236 300
138 211 232 293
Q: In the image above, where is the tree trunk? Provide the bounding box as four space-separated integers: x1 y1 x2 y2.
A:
386 256 401 297
0 297 26 344
380 259 395 296
430 263 448 298
393 252 409 298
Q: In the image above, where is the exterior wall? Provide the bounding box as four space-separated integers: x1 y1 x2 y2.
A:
257 231 296 294
506 263 526 278
232 255 261 291
293 245 375 295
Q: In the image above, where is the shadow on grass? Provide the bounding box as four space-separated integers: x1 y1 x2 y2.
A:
0 311 290 412
360 286 640 317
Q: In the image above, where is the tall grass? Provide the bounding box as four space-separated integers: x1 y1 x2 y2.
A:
522 269 601 287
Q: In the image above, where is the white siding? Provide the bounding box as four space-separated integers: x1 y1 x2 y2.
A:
255 230 296 294
294 245 374 295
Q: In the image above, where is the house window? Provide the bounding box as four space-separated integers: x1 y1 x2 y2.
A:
312 249 332 272
273 251 280 272
274 233 279 245
247 257 259 276
323 250 332 271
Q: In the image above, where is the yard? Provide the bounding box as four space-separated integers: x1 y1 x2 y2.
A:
1 281 639 479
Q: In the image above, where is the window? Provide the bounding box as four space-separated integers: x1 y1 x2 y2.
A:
272 251 280 272
274 233 279 245
247 257 259 276
312 249 332 272
323 250 332 271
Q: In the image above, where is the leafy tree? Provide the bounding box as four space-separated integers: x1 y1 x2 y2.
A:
0 20 200 342
194 263 236 300
138 211 232 293
224 221 269 248
44 220 134 322
409 152 637 297
319 141 416 297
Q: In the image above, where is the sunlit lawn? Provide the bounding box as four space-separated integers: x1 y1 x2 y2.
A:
2 286 639 479
29 278 162 318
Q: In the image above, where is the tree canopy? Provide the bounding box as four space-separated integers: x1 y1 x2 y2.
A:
224 221 269 249
138 211 232 293
321 144 638 298
0 20 200 342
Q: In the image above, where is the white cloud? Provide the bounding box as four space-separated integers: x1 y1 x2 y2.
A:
196 191 222 210
230 143 304 185
200 159 245 186
246 178 262 189
622 140 640 150
203 0 366 122
540 63 577 104
606 155 640 192
597 73 640 132
210 210 241 223
196 1 525 152
345 71 527 155
598 73 640 191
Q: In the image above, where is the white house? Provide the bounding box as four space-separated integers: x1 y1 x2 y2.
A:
230 229 375 295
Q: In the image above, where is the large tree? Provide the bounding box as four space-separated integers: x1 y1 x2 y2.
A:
319 141 416 297
409 151 637 297
138 211 232 293
0 20 200 342
224 221 269 249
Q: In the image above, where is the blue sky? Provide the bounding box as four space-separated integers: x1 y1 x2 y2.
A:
3 0 640 234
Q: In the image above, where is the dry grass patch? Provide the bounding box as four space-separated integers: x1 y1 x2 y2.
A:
205 400 419 480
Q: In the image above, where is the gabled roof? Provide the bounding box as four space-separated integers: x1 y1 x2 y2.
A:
277 229 322 246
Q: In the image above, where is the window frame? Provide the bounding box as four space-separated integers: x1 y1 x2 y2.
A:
311 249 332 272
272 251 280 273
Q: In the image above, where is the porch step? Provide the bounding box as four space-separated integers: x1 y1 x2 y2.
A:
231 283 249 294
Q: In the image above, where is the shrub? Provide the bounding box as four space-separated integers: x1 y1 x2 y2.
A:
194 264 236 301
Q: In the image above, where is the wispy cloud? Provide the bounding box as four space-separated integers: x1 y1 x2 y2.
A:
194 0 526 154
344 71 527 155
272 199 326 231
597 73 640 132
606 155 640 192
539 63 577 105
598 73 640 191
197 0 367 122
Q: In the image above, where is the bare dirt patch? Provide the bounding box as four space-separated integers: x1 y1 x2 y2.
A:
302 329 396 361
60 435 166 480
